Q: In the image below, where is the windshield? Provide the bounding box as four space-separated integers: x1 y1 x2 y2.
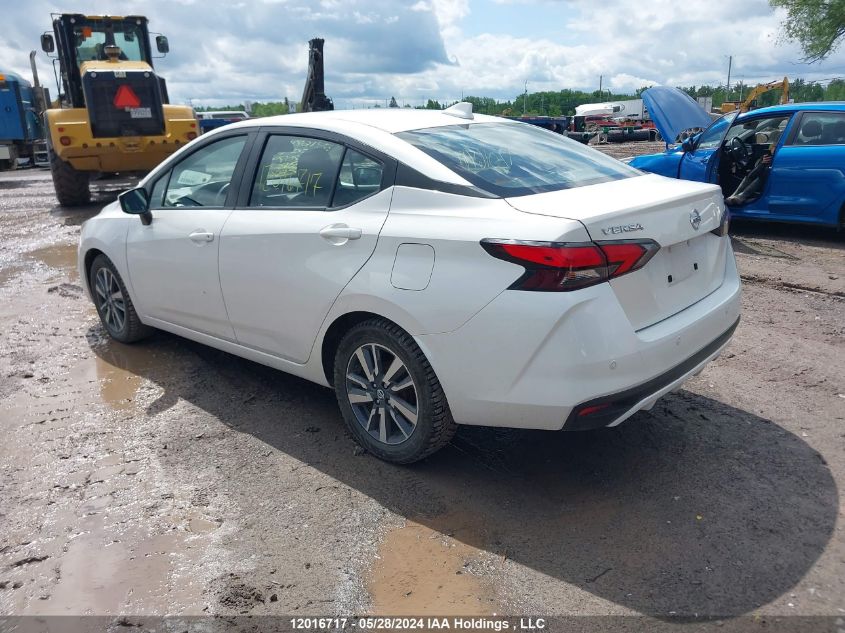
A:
73 21 146 65
397 122 639 197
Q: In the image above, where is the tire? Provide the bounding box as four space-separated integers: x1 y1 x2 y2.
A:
333 318 457 463
49 149 90 206
89 254 152 344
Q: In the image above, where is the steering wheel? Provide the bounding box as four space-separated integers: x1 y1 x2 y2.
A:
214 182 230 206
727 136 751 168
175 195 201 207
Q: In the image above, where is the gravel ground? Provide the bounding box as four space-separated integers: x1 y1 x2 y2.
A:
0 161 843 630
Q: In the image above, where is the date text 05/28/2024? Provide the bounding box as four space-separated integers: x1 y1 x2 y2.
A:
289 617 547 630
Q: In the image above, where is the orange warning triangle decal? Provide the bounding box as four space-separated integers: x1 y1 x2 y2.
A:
113 85 141 109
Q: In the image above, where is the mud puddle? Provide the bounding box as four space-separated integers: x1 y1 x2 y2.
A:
1 334 209 615
0 243 80 289
368 514 500 617
28 243 79 282
85 340 170 411
0 262 28 289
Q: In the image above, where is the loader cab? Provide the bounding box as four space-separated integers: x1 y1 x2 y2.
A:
42 14 166 109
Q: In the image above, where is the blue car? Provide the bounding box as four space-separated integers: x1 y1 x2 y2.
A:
630 86 845 228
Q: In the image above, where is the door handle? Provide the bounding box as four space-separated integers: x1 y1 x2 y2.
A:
189 231 214 243
319 224 362 241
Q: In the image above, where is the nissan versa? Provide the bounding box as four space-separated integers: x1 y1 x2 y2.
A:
78 104 741 463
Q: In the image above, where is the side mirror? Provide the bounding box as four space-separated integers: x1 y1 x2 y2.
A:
155 35 170 54
119 187 152 225
40 34 55 54
681 137 695 152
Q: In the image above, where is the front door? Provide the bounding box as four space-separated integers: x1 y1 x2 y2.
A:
678 113 735 184
219 132 392 363
126 134 250 339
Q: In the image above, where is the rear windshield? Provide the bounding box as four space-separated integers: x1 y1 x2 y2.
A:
397 122 639 197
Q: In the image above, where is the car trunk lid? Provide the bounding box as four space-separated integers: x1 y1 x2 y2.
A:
505 174 729 330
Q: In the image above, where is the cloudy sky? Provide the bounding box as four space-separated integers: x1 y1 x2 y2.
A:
3 0 845 108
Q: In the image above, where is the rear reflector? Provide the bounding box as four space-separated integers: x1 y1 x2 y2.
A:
113 85 142 109
481 238 660 292
578 404 611 417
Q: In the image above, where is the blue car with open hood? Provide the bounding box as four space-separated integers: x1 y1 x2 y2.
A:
630 86 845 229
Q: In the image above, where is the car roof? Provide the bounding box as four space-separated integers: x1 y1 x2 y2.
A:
212 108 517 186
244 108 506 133
739 101 845 118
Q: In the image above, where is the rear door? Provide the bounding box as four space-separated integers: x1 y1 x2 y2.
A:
218 129 395 363
126 132 252 339
766 110 845 224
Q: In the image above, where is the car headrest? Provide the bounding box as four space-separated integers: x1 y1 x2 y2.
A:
801 119 822 138
827 120 845 142
297 148 334 198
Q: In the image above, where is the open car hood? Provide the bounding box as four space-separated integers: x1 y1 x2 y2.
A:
642 86 713 144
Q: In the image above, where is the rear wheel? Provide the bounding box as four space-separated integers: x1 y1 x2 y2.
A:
50 149 90 206
333 318 457 463
89 254 151 343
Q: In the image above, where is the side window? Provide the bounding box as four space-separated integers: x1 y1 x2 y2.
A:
725 116 790 147
163 135 247 207
789 112 845 146
333 150 384 207
249 135 344 208
148 171 170 209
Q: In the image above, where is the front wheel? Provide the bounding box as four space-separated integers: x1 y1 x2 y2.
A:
333 318 457 463
89 254 152 343
49 149 90 206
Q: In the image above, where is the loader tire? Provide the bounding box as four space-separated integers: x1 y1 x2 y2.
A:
50 150 90 206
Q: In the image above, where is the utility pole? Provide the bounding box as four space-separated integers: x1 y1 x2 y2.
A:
599 75 603 97
523 80 528 116
726 56 732 100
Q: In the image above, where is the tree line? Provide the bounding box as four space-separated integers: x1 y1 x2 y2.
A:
193 76 845 118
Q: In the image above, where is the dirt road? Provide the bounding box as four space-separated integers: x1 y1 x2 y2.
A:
0 168 843 629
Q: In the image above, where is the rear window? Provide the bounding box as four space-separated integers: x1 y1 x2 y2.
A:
397 122 639 197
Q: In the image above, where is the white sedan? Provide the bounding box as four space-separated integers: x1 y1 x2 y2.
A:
79 103 741 463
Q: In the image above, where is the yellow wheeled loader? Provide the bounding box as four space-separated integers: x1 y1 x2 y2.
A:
40 13 198 205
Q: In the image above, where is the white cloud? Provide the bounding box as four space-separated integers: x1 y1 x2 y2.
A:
1 0 843 109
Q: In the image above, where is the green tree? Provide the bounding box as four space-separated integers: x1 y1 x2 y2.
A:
825 78 845 100
770 0 845 61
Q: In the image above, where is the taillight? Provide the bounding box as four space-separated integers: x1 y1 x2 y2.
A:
711 206 730 237
60 136 72 146
481 238 660 292
186 131 197 140
601 241 659 276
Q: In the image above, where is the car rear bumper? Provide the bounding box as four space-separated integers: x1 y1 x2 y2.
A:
415 245 741 430
563 316 738 430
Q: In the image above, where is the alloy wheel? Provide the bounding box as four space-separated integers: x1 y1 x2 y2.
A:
94 267 126 334
345 343 419 445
